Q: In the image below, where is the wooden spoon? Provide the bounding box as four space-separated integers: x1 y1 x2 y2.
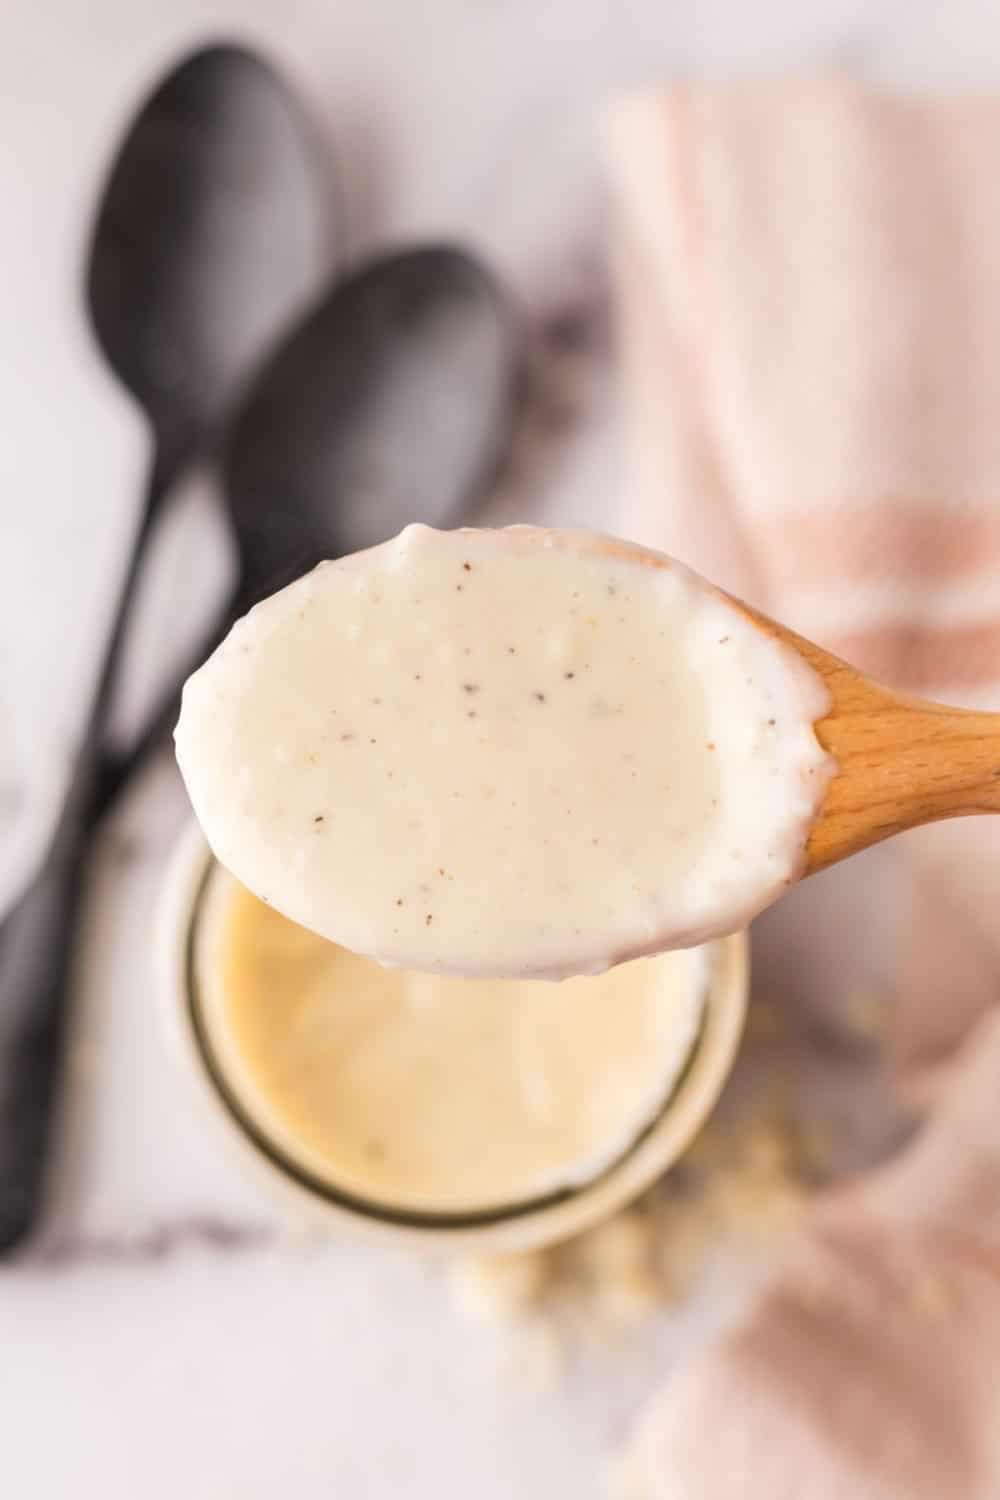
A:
176 524 999 988
738 605 1000 873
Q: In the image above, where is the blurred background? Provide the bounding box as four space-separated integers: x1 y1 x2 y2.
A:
5 2 1000 1497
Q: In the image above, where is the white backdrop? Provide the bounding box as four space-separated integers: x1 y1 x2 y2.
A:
3 2 999 1496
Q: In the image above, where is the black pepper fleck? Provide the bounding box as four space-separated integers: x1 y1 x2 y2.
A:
564 671 575 679
462 561 472 572
768 718 776 726
425 913 433 926
340 733 355 742
462 683 479 694
396 898 404 907
534 691 547 703
313 815 325 824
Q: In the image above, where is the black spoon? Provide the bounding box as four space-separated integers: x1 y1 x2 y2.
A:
112 243 522 783
226 242 521 598
0 42 328 1254
88 42 327 496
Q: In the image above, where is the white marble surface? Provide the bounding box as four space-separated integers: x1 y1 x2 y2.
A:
4 2 1000 1495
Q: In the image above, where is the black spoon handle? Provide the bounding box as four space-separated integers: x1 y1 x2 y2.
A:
0 747 97 1251
0 445 176 1254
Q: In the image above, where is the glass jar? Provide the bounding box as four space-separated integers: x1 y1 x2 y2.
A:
156 822 748 1253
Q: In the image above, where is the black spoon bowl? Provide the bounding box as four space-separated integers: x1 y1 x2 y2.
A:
114 243 523 776
227 243 521 604
88 41 327 481
0 41 329 1255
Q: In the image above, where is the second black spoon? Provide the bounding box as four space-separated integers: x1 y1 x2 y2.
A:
112 243 522 789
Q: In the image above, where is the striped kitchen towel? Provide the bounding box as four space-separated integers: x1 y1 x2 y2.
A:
607 78 1000 1500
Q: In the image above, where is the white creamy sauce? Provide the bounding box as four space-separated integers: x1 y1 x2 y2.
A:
198 874 709 1214
176 525 832 979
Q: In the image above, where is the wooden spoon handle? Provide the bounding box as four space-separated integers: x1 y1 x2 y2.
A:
737 602 1000 875
807 689 1000 875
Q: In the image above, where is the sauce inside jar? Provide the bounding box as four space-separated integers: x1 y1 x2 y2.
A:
195 871 709 1214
